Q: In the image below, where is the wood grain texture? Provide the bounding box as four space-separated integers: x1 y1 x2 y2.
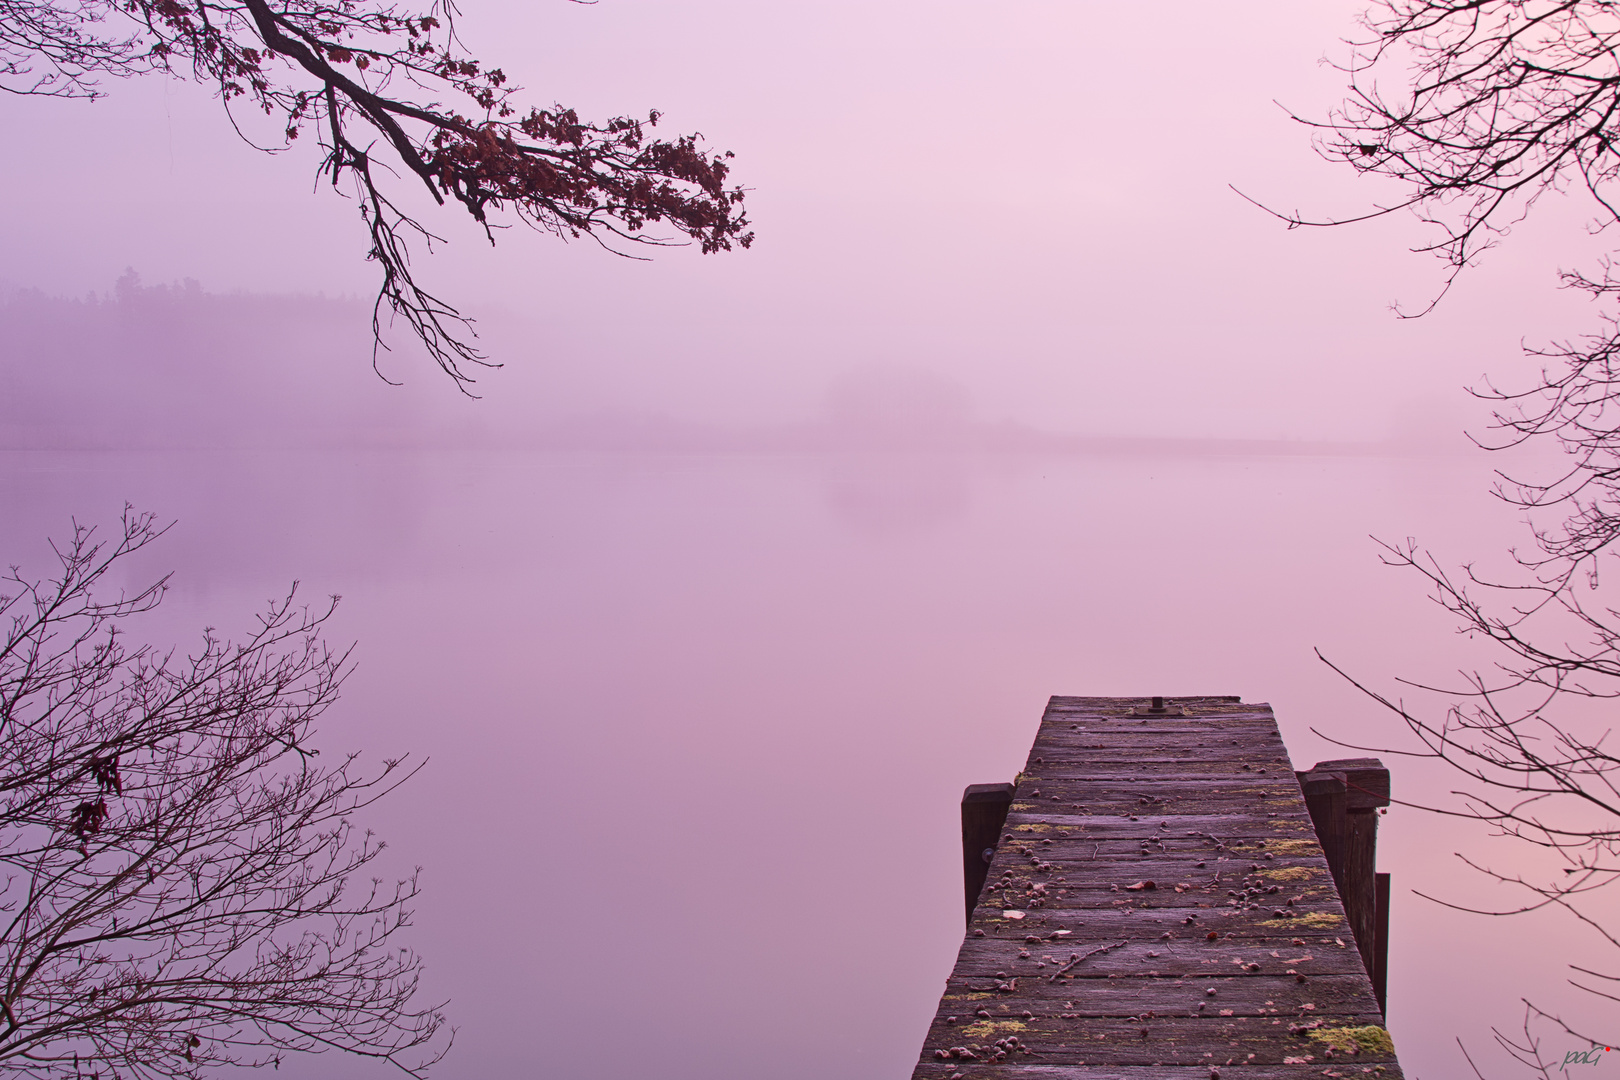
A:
912 697 1403 1079
913 1066 1404 1079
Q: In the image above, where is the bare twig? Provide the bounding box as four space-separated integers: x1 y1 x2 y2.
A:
1050 941 1127 980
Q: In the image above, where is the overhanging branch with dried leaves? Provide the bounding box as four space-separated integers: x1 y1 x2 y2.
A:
1 0 752 391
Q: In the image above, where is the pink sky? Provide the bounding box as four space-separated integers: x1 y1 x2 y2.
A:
1 0 1604 439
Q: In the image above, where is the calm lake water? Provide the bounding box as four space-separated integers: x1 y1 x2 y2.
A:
0 445 1599 1078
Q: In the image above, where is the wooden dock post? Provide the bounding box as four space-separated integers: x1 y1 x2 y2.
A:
1300 774 1346 886
1298 758 1392 1014
961 783 1014 926
1375 871 1391 1015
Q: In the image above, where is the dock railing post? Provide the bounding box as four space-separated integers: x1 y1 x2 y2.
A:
1299 758 1392 1014
1374 871 1391 1015
961 783 1014 927
1299 774 1346 886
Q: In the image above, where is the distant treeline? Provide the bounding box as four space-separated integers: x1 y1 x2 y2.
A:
1 275 1420 456
0 273 445 449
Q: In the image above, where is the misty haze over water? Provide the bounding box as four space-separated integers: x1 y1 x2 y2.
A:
0 279 1459 457
1 281 1596 1079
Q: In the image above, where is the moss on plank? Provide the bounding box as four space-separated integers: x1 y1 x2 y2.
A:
1295 912 1344 928
1308 1025 1395 1056
1258 911 1344 930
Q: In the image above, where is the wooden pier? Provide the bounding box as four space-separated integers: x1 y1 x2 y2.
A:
913 695 1402 1079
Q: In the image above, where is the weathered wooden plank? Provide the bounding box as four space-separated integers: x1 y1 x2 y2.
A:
1008 803 1309 820
922 1015 1391 1046
1012 797 1304 812
1029 736 1275 744
963 909 1356 943
976 852 1340 879
1039 723 1285 731
1005 811 1316 828
913 696 1401 1079
1016 785 1297 799
1005 779 1300 793
999 821 1313 837
1004 779 1295 793
1009 807 1305 823
990 836 1322 857
937 972 1379 1015
1034 738 1288 751
949 937 1370 978
912 1065 1404 1079
918 1012 1395 1065
972 888 1344 917
1030 736 1291 749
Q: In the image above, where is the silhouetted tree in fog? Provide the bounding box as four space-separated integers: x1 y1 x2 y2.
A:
0 509 444 1078
0 0 752 391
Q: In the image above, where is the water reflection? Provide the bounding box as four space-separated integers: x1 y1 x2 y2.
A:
0 446 1594 1080
823 453 971 534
